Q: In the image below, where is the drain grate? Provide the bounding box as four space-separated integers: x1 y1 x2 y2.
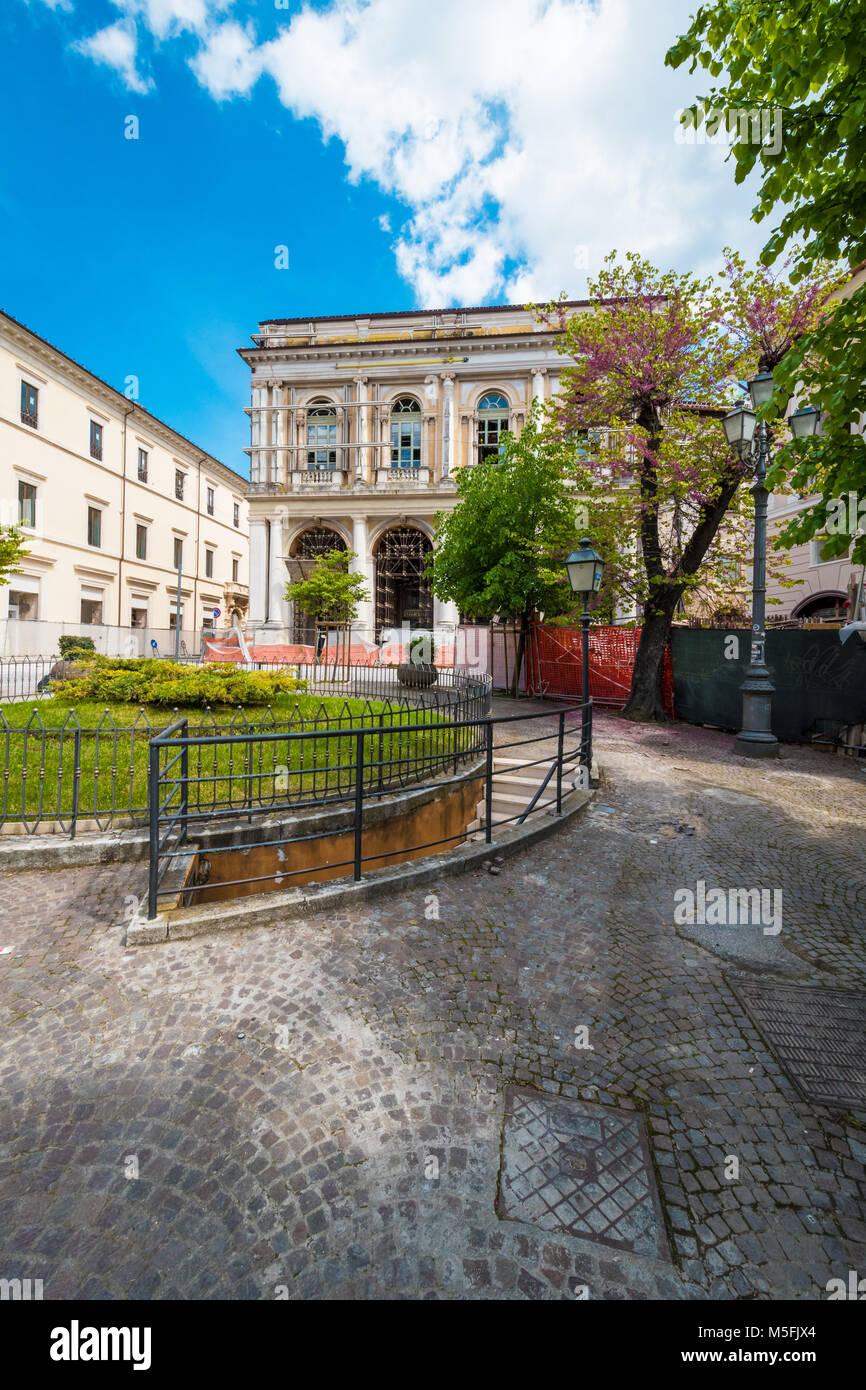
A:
499 1087 669 1259
730 978 866 1111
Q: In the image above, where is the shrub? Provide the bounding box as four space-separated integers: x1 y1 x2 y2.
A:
58 635 96 658
53 658 305 707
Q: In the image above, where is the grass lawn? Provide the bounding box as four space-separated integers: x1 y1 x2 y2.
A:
0 694 464 827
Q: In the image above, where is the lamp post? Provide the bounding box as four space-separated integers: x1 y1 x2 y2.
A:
721 378 820 757
565 538 604 770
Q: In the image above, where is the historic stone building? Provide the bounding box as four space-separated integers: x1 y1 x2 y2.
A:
238 302 588 644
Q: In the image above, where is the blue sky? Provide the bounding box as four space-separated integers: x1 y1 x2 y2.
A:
0 0 765 476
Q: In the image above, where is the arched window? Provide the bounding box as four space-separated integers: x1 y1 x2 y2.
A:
477 392 510 462
306 400 337 469
390 396 422 469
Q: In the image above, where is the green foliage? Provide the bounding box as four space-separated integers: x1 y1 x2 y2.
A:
284 549 370 624
409 634 435 664
0 526 29 587
53 658 305 707
58 635 97 658
667 1 866 559
430 406 583 625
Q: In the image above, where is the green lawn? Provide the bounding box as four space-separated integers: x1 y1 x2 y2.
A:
0 695 464 827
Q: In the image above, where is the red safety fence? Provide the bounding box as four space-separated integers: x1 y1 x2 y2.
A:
525 623 674 716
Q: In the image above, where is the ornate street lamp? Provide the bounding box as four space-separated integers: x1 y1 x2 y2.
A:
721 376 820 757
565 538 604 768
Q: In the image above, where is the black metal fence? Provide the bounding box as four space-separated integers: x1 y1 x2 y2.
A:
146 702 592 920
0 668 491 838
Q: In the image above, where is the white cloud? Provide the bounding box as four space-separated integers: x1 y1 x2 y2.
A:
76 0 769 305
378 214 391 233
110 0 226 40
188 19 260 99
73 20 152 94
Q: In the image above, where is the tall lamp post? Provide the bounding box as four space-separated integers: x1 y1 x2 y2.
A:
722 378 821 757
565 538 605 770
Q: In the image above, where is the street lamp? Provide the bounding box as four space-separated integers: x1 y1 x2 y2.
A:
565 538 604 769
721 375 821 757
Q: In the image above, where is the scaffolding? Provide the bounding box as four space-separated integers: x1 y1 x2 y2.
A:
374 527 433 638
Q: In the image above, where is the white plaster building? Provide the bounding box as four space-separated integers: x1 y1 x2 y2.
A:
0 310 249 656
239 302 589 645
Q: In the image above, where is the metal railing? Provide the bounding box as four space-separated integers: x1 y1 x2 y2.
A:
146 701 591 920
0 668 491 838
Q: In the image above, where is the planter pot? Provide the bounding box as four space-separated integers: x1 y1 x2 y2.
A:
396 663 439 689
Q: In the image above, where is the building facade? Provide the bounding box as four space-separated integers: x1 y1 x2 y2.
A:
239 302 589 643
0 310 249 656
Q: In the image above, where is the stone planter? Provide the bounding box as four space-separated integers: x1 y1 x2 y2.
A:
396 663 439 689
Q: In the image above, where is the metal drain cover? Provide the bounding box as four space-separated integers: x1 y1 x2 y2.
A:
499 1087 669 1259
730 978 866 1111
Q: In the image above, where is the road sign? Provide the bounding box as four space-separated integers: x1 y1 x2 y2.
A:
213 607 221 618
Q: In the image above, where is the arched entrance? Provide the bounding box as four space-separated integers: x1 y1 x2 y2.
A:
288 526 347 643
792 590 848 621
374 526 433 637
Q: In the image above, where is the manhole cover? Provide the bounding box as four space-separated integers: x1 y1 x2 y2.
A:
730 979 866 1111
499 1087 669 1259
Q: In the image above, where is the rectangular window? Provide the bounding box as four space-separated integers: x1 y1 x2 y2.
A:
173 537 183 570
18 480 36 528
80 597 103 625
87 506 102 547
233 502 240 528
20 381 38 428
137 448 148 482
205 548 214 579
175 470 185 501
811 536 836 565
8 589 38 621
232 558 239 583
169 607 183 632
130 606 148 629
206 486 215 516
202 611 215 632
135 524 147 560
90 421 103 460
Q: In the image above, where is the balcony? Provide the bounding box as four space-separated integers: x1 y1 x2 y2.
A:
376 466 432 489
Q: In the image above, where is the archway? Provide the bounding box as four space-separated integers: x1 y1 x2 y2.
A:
791 590 848 622
374 526 433 637
288 526 347 643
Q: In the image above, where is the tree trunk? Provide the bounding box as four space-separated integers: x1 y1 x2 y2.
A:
622 590 680 722
510 612 530 697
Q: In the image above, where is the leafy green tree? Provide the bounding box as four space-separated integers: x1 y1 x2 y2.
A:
430 408 584 694
1 526 28 589
284 548 370 626
667 0 866 565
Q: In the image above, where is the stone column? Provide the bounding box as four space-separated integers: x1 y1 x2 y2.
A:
532 368 547 407
248 515 268 627
378 401 392 483
440 374 455 478
265 512 287 630
275 382 285 488
353 376 368 483
351 514 375 641
250 386 262 486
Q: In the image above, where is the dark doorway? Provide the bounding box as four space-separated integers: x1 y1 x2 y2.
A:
375 526 433 637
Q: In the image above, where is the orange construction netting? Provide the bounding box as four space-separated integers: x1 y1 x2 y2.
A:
525 624 674 715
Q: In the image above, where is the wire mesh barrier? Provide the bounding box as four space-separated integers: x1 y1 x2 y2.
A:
146 701 591 920
524 623 675 714
0 670 491 838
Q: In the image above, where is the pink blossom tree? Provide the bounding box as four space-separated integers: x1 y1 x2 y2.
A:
544 250 838 722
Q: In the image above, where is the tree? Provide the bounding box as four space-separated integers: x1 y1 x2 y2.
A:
666 0 866 566
284 549 370 626
429 407 584 694
0 526 28 590
546 250 832 721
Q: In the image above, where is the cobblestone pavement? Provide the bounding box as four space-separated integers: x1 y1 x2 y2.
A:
1 703 865 1300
